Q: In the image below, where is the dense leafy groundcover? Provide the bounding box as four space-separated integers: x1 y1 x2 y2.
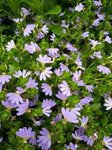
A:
0 0 112 149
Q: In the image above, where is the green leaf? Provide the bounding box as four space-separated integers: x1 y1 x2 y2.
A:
48 24 63 36
90 103 101 111
46 5 61 15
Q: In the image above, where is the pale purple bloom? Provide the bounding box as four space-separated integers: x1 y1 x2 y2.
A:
16 127 35 143
69 7 75 12
35 71 40 76
104 97 112 110
89 39 101 49
0 74 11 85
58 80 71 97
66 42 77 52
85 85 94 93
25 77 38 89
72 129 85 141
73 70 82 82
65 142 78 150
28 137 37 146
16 99 29 116
42 99 56 117
54 68 62 76
6 40 15 51
61 20 69 28
60 63 69 73
93 1 102 6
47 48 59 55
56 91 68 101
24 24 35 37
16 87 25 94
80 96 93 106
37 31 45 39
0 83 3 91
42 25 48 35
104 31 109 35
29 95 38 107
1 100 17 109
93 19 100 27
25 42 40 54
72 107 81 116
79 116 89 129
13 69 31 78
62 108 78 123
37 128 51 150
75 53 85 70
97 65 111 74
6 92 23 105
33 118 44 127
0 137 3 143
81 32 89 38
21 7 30 16
97 14 105 20
48 53 60 58
83 136 94 146
102 136 112 149
78 80 85 86
75 3 84 12
105 36 112 44
104 93 109 99
63 29 66 33
93 51 103 59
41 83 52 96
37 54 52 64
12 18 23 22
40 67 53 81
53 115 62 124
50 33 56 41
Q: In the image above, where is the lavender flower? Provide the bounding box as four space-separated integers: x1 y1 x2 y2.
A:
66 43 77 52
78 80 85 86
50 33 56 41
16 99 29 116
104 93 109 99
24 24 35 37
72 128 85 141
89 39 101 49
37 31 45 39
80 96 93 106
41 83 52 96
6 40 15 51
21 7 30 16
85 85 94 93
13 69 31 78
60 63 69 73
97 65 111 74
97 14 105 20
37 128 51 150
47 48 59 55
1 100 17 110
54 68 63 76
62 108 78 124
0 74 11 85
73 70 81 82
75 53 85 70
42 25 48 35
58 80 71 97
56 91 68 102
81 32 89 38
75 3 84 12
16 127 35 143
83 136 94 146
28 137 37 146
25 77 38 89
0 137 3 143
25 42 41 54
92 51 103 59
29 95 38 107
16 87 25 94
93 1 102 6
52 115 62 124
40 67 53 81
6 92 23 105
105 36 112 44
79 116 89 129
65 142 78 150
102 136 112 149
37 54 52 64
104 97 112 110
0 83 3 91
93 19 100 27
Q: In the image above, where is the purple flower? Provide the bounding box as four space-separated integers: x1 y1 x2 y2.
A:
104 31 109 35
56 91 68 102
97 65 111 74
6 40 15 51
65 142 78 150
47 48 59 55
25 42 41 54
6 92 23 105
73 70 82 82
75 53 85 70
37 31 45 39
16 99 29 116
12 18 23 23
16 127 35 143
21 7 30 16
80 96 93 106
78 80 85 86
50 33 56 41
28 137 37 146
1 100 17 110
60 63 69 73
93 1 102 6
83 136 94 146
81 32 89 38
104 93 109 99
79 116 89 129
93 19 100 27
92 51 103 59
62 108 78 124
72 129 84 141
25 77 38 89
13 69 31 78
72 107 81 116
42 99 56 117
69 7 75 12
42 25 48 35
41 83 52 96
54 68 62 76
97 14 105 20
29 95 38 107
0 83 3 91
24 24 35 37
104 97 112 110
66 43 77 52
85 85 94 93
0 74 11 85
105 36 112 44
16 87 25 94
37 128 51 150
52 115 62 124
0 137 3 143
58 80 71 97
75 3 84 12
61 20 69 28
102 136 112 149
37 54 52 64
40 67 53 81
